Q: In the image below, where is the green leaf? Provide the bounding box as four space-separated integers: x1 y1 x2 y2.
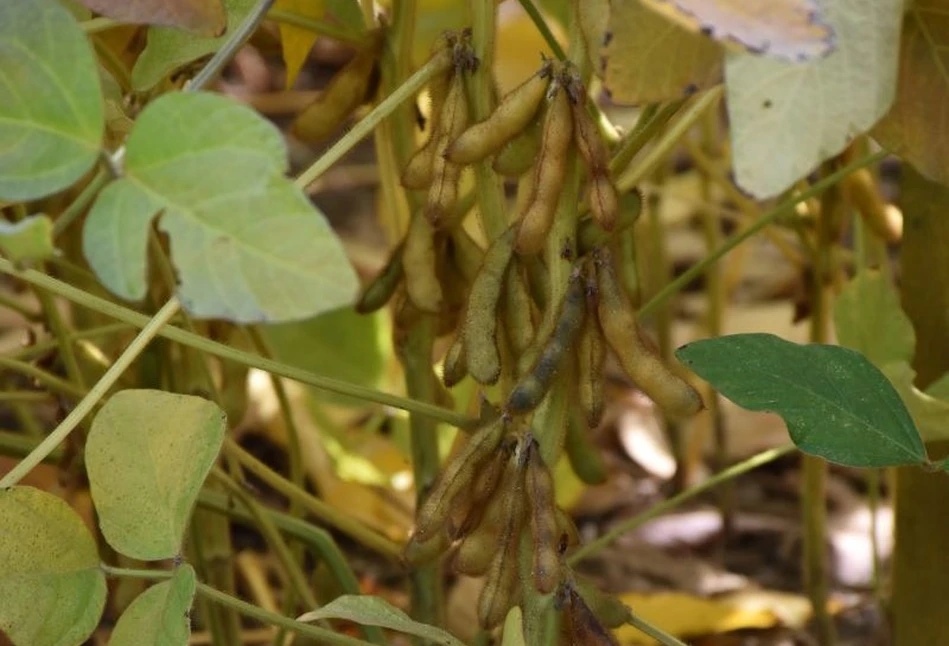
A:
725 0 902 198
676 333 927 467
0 0 103 201
131 0 255 91
882 362 949 442
109 565 196 646
261 306 386 405
0 215 55 263
297 595 466 646
83 92 358 322
86 389 226 560
833 270 915 369
873 3 949 185
601 0 723 104
0 486 107 646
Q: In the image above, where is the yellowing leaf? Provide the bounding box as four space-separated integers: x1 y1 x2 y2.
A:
726 0 903 198
603 0 723 104
641 0 835 62
883 362 949 442
276 0 324 88
873 2 949 185
77 0 225 36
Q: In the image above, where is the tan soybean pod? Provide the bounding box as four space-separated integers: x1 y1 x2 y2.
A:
292 45 377 144
442 332 468 388
446 62 551 165
564 403 607 485
464 225 517 385
478 445 528 629
355 242 404 314
453 450 518 575
571 100 617 231
447 440 509 539
594 250 703 419
403 528 450 565
401 67 453 190
526 442 562 594
843 168 902 243
425 71 468 225
507 270 586 414
492 114 543 177
402 212 442 313
502 263 536 359
576 275 607 428
515 83 574 255
413 417 505 541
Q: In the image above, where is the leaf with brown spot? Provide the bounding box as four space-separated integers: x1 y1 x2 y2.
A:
602 0 723 104
641 0 835 62
873 3 949 185
78 0 225 36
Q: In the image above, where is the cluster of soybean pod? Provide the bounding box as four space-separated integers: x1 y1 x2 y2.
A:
356 30 704 643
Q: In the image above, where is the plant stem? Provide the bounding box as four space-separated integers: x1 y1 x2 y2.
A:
569 445 795 562
0 258 477 428
626 613 691 646
187 0 277 91
0 392 52 403
609 101 682 177
0 356 86 399
517 0 566 61
267 8 369 46
0 298 181 488
223 438 403 560
80 16 119 33
99 565 378 646
0 292 38 321
638 151 887 321
52 169 109 237
294 52 452 190
11 322 133 361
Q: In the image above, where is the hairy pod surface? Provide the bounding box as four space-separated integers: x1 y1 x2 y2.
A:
564 403 608 485
526 442 562 594
413 417 506 542
507 269 587 414
292 46 378 144
425 71 468 225
401 68 453 190
515 84 574 255
594 250 703 419
447 439 510 539
576 275 607 428
454 448 519 575
446 63 551 165
403 528 450 566
571 100 618 231
402 212 442 313
464 225 517 385
503 264 536 359
492 113 543 177
355 242 404 313
577 189 643 255
442 332 468 388
478 441 529 629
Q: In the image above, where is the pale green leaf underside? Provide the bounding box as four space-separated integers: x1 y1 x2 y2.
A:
676 333 927 467
109 565 196 646
0 487 107 646
0 0 103 201
725 0 902 198
0 214 56 263
131 0 256 91
298 595 467 646
86 389 226 561
83 92 358 322
833 270 915 369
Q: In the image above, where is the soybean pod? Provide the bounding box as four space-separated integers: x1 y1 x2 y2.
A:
566 584 621 646
576 270 607 428
425 70 468 225
402 211 442 313
526 441 562 594
441 332 468 388
507 269 586 414
355 242 404 314
464 225 517 385
492 111 543 177
594 249 703 419
564 403 607 485
571 96 618 231
515 82 574 255
401 66 453 190
446 61 551 165
453 448 518 575
503 262 536 359
412 417 506 542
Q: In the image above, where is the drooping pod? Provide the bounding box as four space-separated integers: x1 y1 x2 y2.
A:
576 269 607 428
402 211 442 313
515 81 574 255
570 94 618 231
401 39 455 190
447 437 511 539
525 441 562 594
425 70 469 225
594 249 703 418
292 41 380 144
441 332 468 388
403 527 451 566
463 225 517 385
577 189 643 255
502 262 536 359
446 61 552 165
355 242 404 314
507 269 587 414
564 402 608 485
492 112 543 177
843 168 902 243
412 417 506 542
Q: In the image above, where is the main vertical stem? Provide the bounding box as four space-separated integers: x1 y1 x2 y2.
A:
892 165 949 646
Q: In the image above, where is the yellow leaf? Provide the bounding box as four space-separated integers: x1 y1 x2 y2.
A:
276 0 324 88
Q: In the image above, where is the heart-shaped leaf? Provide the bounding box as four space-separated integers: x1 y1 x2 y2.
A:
109 565 197 646
676 333 927 467
725 0 902 198
86 389 226 560
77 0 226 36
0 486 107 646
83 92 358 323
298 595 466 646
0 0 103 201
